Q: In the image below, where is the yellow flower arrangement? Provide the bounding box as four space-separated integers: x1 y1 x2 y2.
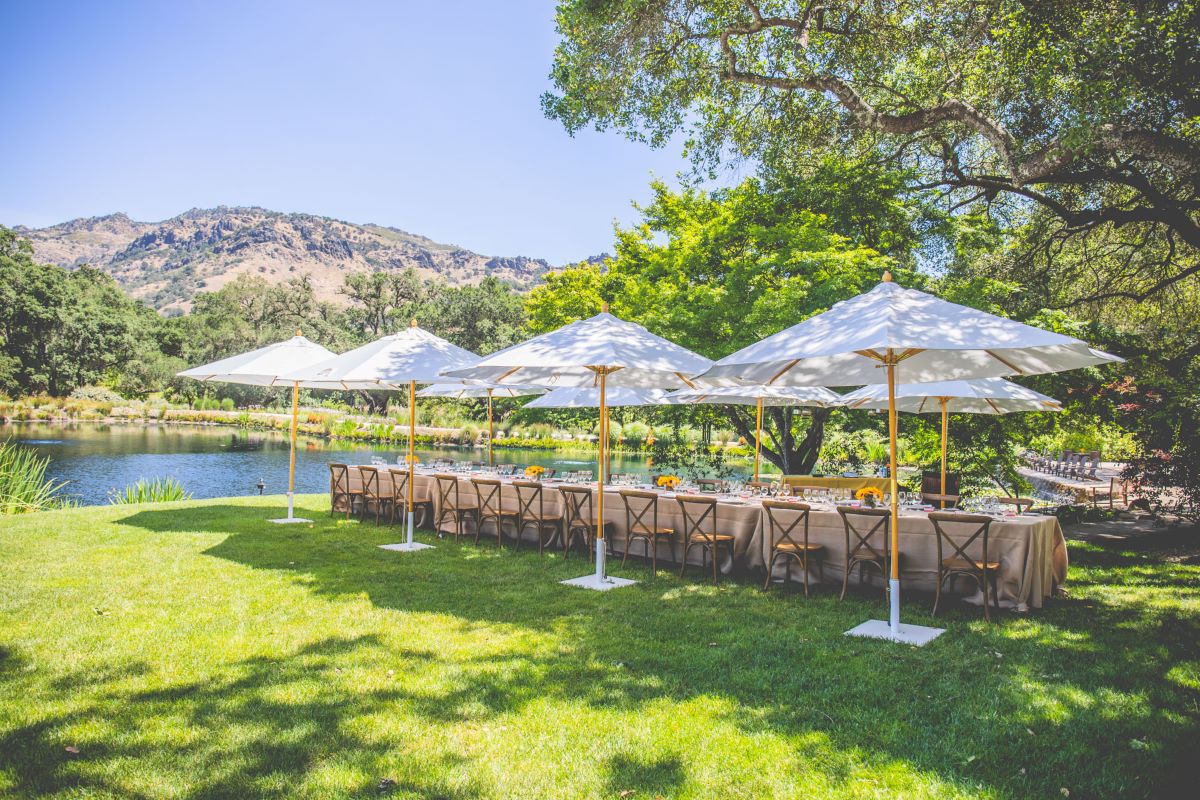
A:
524 465 545 479
855 487 884 505
656 475 681 490
404 454 420 465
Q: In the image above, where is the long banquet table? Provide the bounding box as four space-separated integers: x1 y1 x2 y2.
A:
346 467 1067 611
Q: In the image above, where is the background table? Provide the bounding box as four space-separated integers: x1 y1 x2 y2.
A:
781 475 890 493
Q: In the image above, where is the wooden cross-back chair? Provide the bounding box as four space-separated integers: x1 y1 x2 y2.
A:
386 467 430 527
994 496 1035 513
695 478 726 493
922 492 960 510
761 500 825 596
470 477 518 547
432 473 478 540
357 466 395 525
929 511 1000 622
558 485 609 559
836 506 893 601
618 489 674 574
512 480 563 554
328 463 363 519
675 494 735 584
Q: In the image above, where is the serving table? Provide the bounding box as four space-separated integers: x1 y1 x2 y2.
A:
345 467 1066 610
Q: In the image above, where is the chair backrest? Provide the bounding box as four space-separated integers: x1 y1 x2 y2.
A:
994 496 1035 513
788 484 829 499
745 480 775 493
922 492 960 509
387 468 411 504
761 499 811 551
558 485 594 530
470 477 504 516
675 494 718 542
619 489 660 535
495 464 517 476
542 468 557 480
329 463 351 494
837 506 890 559
512 479 547 519
357 466 383 500
695 478 726 493
922 470 960 496
434 473 466 508
928 511 993 569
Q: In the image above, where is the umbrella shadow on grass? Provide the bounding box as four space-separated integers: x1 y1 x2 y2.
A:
109 502 1198 799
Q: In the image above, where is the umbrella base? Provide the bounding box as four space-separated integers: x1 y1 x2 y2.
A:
268 517 312 524
844 619 944 646
379 542 434 552
561 574 637 591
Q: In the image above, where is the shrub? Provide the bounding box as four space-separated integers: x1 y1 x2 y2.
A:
69 385 124 404
108 477 192 505
0 440 71 514
220 398 236 412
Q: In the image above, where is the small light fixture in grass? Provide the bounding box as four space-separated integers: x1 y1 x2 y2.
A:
108 477 192 505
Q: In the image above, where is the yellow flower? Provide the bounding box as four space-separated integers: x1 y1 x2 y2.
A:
524 465 545 478
656 475 680 490
855 487 884 502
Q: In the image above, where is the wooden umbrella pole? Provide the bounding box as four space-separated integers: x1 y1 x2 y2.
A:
596 368 607 579
886 354 901 631
754 396 763 482
487 390 494 467
939 397 949 497
288 380 299 519
407 380 416 540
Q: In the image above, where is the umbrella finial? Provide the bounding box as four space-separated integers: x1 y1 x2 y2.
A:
882 270 893 283
601 301 610 313
410 318 418 328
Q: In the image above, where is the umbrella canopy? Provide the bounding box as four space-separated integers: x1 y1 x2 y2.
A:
417 383 547 399
524 386 670 408
287 324 479 389
702 278 1119 387
176 333 337 523
840 377 1062 414
178 334 335 387
666 385 842 407
440 311 712 388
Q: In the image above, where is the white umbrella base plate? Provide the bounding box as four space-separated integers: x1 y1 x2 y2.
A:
378 542 435 552
268 517 312 524
560 574 637 591
844 619 945 646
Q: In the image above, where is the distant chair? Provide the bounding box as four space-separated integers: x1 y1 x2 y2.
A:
837 506 893 601
744 480 776 494
922 492 960 510
788 485 830 500
513 480 563 554
695 478 727 493
387 467 430 527
470 477 518 548
761 500 824 596
930 511 999 622
675 494 735 584
328 463 363 519
432 474 478 540
618 489 674 574
921 470 960 497
559 485 610 559
994 496 1036 513
357 466 395 525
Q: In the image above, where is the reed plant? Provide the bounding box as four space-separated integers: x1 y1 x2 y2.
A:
0 440 70 514
107 477 192 505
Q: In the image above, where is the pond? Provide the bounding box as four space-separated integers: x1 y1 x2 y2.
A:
5 421 762 507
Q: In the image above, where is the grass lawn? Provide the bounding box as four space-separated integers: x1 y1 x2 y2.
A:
1 495 1196 799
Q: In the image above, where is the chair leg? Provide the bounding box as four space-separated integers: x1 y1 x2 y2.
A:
982 568 992 623
712 544 719 584
650 537 657 575
622 536 632 566
763 551 777 590
932 569 943 616
840 558 851 601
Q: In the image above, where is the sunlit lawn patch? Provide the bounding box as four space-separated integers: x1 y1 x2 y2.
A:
0 497 1195 798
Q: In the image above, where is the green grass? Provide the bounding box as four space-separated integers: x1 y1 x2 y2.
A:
0 496 1196 799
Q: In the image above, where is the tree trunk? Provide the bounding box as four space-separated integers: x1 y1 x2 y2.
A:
725 406 829 475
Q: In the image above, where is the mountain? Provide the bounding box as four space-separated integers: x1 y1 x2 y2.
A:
14 207 556 312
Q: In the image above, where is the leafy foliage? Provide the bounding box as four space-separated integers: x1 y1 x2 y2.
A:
107 477 193 505
0 439 70 514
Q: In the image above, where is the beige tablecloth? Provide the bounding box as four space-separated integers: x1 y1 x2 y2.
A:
781 475 890 493
345 468 1067 610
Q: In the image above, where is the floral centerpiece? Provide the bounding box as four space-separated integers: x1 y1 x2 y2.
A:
403 454 420 465
656 475 681 490
524 465 545 480
855 487 884 507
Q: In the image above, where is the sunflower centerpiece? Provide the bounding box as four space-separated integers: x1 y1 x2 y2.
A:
855 487 884 508
524 465 546 481
656 475 681 491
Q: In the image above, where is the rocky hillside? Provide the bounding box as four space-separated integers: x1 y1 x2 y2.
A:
15 207 554 312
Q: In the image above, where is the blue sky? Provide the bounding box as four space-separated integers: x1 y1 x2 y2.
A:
0 1 706 263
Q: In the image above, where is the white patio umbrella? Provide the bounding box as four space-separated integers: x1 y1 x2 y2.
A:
417 382 547 466
701 273 1121 644
840 377 1063 497
666 385 843 481
177 332 335 523
442 306 712 590
287 321 480 552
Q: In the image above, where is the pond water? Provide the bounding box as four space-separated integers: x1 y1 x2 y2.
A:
6 422 754 506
